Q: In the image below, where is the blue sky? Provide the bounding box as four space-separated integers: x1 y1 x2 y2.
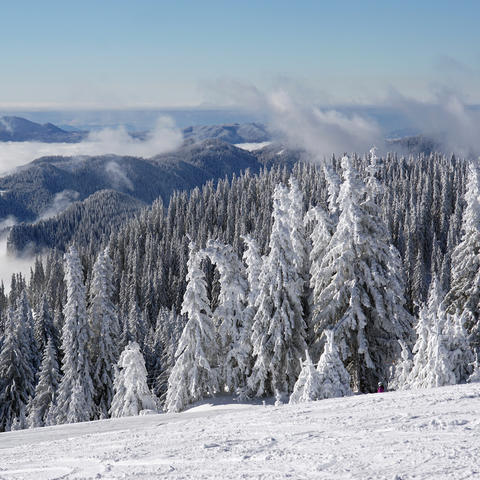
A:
1 0 479 108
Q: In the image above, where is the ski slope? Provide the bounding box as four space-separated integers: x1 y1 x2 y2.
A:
1 383 479 479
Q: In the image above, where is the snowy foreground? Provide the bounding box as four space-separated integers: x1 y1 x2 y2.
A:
1 384 480 480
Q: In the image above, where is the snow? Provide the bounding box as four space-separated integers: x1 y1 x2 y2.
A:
234 141 271 151
1 383 480 479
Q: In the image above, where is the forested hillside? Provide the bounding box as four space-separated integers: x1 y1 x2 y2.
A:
0 139 261 223
7 190 146 254
0 148 479 432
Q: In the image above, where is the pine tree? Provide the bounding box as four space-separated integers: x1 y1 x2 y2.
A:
242 234 262 336
0 307 35 432
306 204 334 343
445 162 480 347
89 248 119 418
468 351 480 383
444 311 473 384
311 155 411 392
288 178 309 287
204 239 249 395
33 294 56 355
248 184 307 400
315 330 352 399
52 245 95 424
109 342 157 417
389 340 413 391
289 350 323 404
165 242 219 413
27 337 60 428
407 278 468 389
155 308 186 403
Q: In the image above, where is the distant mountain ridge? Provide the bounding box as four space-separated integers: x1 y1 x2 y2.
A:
0 115 271 145
0 139 263 222
182 122 270 144
0 116 86 142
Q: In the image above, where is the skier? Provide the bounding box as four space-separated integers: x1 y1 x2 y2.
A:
377 382 385 393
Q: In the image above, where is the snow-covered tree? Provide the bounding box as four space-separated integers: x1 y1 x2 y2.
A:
27 337 60 428
204 239 249 395
52 245 95 424
305 204 334 342
445 162 480 346
154 308 187 402
242 234 262 334
311 155 411 392
444 311 473 384
389 340 413 391
468 351 480 383
289 350 322 404
89 248 119 418
165 242 219 413
288 178 309 286
109 342 157 417
248 184 307 400
315 330 352 399
33 294 56 354
323 159 341 218
407 278 471 389
0 307 35 432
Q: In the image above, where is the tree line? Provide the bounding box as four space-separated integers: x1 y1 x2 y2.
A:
0 148 479 430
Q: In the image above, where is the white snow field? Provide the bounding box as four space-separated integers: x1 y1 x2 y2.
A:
1 383 479 480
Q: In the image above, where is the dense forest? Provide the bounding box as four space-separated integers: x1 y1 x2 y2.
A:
1 148 479 431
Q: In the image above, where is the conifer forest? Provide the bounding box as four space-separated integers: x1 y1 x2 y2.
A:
1 147 480 432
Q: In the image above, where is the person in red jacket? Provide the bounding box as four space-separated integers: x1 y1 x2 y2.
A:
377 382 385 393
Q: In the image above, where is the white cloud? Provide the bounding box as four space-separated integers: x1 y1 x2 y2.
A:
105 161 134 191
387 89 480 157
0 116 182 175
39 190 80 220
267 89 381 160
0 235 37 293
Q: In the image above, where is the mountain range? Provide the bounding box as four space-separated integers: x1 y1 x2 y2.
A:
0 116 86 142
0 115 270 145
2 139 289 253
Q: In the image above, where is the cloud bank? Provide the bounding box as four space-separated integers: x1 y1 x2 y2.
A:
0 116 182 175
204 78 480 159
387 89 480 157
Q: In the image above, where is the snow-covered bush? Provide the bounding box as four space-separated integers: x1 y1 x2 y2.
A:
468 352 480 383
289 351 322 404
406 279 473 389
109 342 157 418
316 330 352 399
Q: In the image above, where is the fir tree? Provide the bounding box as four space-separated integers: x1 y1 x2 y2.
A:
315 330 352 399
468 351 480 383
248 184 307 400
89 248 119 418
52 245 95 424
109 342 157 417
311 155 411 392
165 242 219 413
0 307 35 432
445 162 480 347
27 337 60 428
204 239 249 395
407 279 470 388
289 350 323 404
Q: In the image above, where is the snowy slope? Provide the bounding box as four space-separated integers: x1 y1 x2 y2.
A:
1 383 479 479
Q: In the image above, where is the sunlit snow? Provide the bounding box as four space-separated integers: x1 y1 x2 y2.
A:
234 141 271 151
1 383 479 479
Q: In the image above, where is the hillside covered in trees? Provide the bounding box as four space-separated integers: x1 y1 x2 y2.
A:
0 148 479 431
